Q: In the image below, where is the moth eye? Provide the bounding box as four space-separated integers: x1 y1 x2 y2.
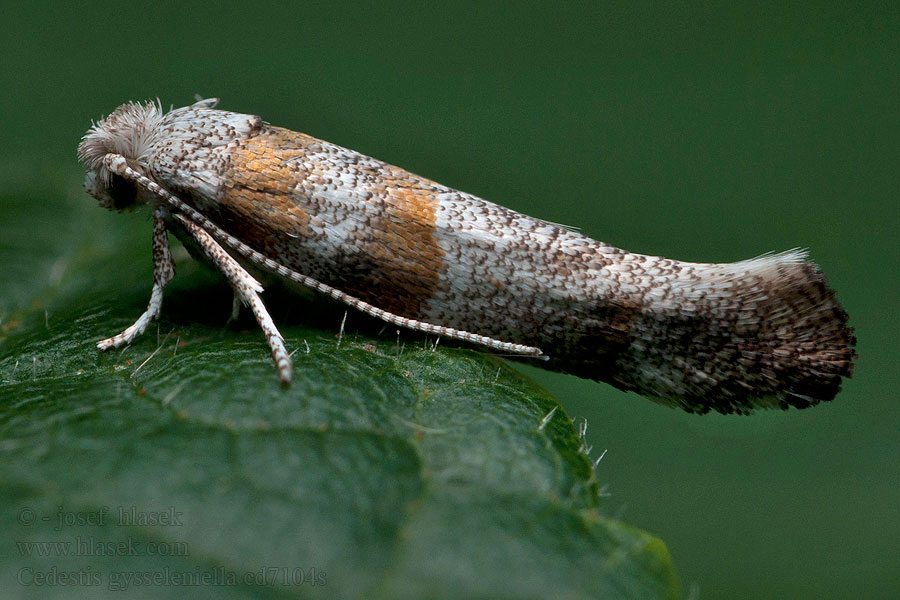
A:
107 173 139 211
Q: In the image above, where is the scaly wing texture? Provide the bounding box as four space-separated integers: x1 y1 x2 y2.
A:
84 102 856 414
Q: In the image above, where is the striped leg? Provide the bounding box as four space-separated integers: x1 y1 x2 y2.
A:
174 214 293 385
98 214 174 350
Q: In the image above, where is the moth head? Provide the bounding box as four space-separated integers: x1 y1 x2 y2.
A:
78 100 165 211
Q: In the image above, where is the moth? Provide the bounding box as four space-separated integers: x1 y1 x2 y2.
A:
78 98 855 414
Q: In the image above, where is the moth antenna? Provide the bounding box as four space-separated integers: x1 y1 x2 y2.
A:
100 153 546 359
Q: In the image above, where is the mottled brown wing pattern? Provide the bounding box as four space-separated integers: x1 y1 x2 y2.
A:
78 99 856 413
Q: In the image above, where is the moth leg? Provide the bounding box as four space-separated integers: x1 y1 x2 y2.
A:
98 214 174 350
174 214 293 385
230 293 242 321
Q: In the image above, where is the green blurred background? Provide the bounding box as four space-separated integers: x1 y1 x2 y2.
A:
1 2 897 597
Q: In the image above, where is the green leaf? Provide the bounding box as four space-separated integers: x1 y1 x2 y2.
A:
0 186 680 599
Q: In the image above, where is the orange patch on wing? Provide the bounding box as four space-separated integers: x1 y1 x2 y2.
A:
358 183 445 316
219 126 446 318
220 127 314 243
